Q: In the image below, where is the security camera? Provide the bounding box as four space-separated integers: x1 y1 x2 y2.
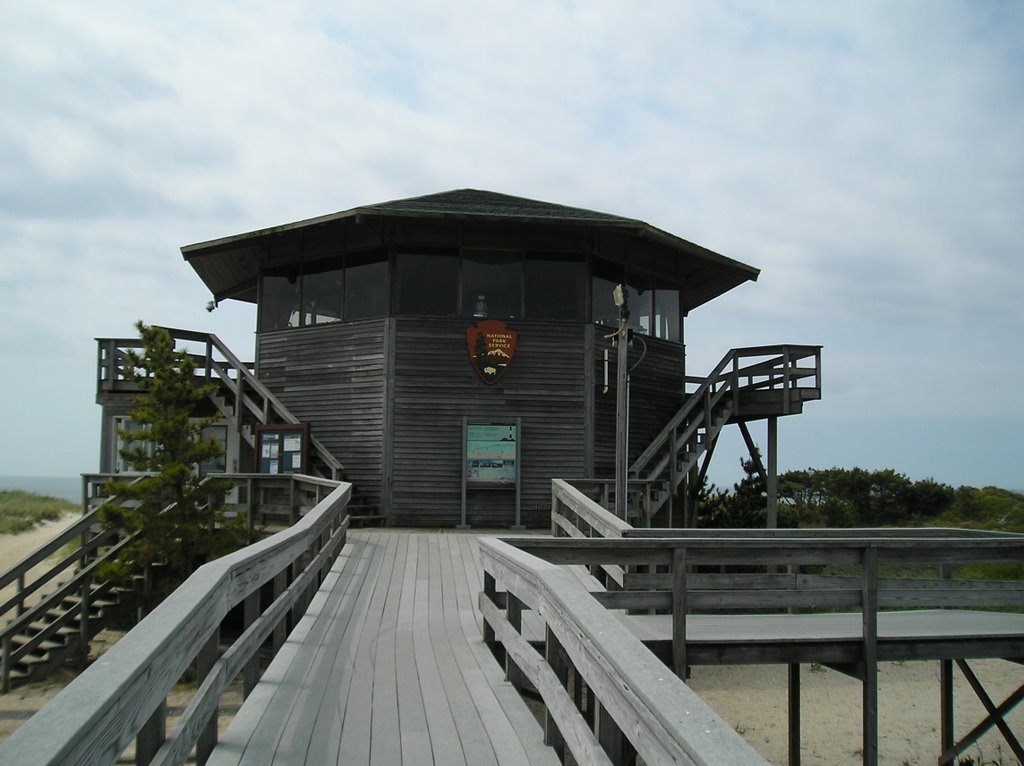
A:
206 300 217 312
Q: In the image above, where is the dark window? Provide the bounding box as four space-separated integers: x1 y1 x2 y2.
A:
396 250 458 315
591 258 624 328
302 261 344 325
461 250 522 319
345 250 389 319
260 266 301 331
653 282 681 341
525 254 585 321
199 425 228 477
626 271 653 335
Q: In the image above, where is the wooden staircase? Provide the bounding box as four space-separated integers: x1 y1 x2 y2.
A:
98 328 382 523
627 344 822 525
0 488 136 691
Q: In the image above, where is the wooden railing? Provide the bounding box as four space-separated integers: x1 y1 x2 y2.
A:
546 479 1024 766
96 328 344 480
479 536 768 765
0 478 351 766
628 344 821 522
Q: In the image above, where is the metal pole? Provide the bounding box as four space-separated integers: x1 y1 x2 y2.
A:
614 330 629 520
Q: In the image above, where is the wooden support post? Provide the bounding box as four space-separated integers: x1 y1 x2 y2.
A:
195 628 220 766
595 699 636 766
940 659 954 762
506 593 525 691
2 636 11 694
243 592 260 697
545 626 567 760
136 701 167 766
78 573 91 668
861 546 879 766
672 546 688 679
766 416 778 529
272 570 288 654
789 663 801 766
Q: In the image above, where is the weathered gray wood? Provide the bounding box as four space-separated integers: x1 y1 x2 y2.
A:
0 479 351 766
788 663 800 766
480 537 769 766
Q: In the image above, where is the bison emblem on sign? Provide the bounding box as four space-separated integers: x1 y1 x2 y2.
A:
466 320 517 385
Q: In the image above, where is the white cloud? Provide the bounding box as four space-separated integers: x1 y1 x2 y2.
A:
0 1 1021 487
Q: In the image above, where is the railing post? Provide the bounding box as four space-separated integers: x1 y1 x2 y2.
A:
136 701 167 766
2 636 10 694
783 346 792 413
243 592 260 697
195 627 220 765
79 573 92 668
506 593 525 691
544 625 567 759
861 545 879 766
672 546 688 679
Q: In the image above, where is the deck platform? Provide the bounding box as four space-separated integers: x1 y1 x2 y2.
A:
208 530 559 766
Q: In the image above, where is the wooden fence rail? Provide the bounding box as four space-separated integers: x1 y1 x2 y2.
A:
544 478 1024 766
479 536 768 766
0 478 351 766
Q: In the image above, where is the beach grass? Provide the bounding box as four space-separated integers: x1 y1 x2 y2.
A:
0 490 76 534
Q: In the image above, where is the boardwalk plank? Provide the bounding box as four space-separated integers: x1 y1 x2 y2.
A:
395 531 433 766
429 535 500 766
414 535 467 765
444 534 559 766
277 533 390 763
208 531 560 766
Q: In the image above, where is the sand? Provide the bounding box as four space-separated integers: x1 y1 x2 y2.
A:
1 522 1021 763
689 660 1023 765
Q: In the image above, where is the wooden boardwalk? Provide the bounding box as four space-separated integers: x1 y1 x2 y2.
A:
208 530 559 766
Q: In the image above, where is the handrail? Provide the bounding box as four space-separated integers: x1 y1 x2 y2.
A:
0 478 352 766
631 344 820 477
479 537 768 765
96 328 344 480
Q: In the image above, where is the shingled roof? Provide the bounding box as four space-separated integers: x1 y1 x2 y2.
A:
182 189 758 308
356 188 638 224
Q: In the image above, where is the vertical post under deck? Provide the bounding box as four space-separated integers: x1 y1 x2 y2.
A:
767 416 778 528
789 663 801 766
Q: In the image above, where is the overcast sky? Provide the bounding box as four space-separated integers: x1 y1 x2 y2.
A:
1 2 1021 491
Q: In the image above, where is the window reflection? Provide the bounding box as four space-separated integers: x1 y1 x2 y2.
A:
525 254 585 321
302 262 343 325
260 267 301 331
397 251 458 315
346 250 388 319
592 258 624 328
461 250 522 319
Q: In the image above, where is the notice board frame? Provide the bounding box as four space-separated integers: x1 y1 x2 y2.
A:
254 423 310 475
460 418 522 529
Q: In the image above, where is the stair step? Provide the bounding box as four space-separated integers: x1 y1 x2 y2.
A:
11 635 66 652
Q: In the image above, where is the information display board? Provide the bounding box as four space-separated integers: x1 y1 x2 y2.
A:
254 423 309 474
460 419 522 529
465 423 518 486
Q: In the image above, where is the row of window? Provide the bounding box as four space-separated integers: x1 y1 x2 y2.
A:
260 249 682 341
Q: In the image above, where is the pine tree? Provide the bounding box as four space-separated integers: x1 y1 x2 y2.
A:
99 322 246 593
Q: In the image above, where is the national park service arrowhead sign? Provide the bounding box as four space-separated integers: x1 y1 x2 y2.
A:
466 319 517 385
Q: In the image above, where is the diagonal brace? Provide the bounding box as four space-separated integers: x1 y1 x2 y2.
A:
939 659 1024 765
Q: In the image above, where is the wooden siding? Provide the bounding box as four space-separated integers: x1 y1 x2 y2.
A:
592 334 685 477
390 318 588 527
254 318 685 527
257 320 388 512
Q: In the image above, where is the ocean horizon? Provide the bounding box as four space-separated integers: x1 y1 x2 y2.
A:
0 476 83 504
